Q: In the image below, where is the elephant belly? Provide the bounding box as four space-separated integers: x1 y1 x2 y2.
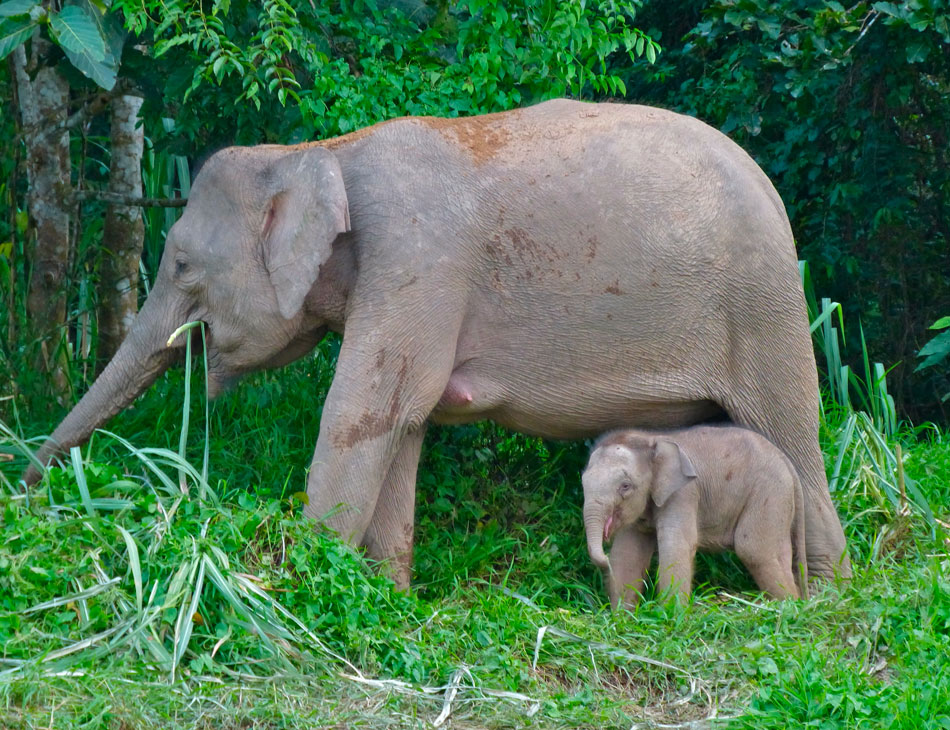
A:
429 366 724 439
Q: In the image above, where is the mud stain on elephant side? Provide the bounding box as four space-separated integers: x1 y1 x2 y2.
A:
336 411 393 449
485 234 513 266
336 356 409 449
494 226 570 282
586 235 599 261
506 227 538 257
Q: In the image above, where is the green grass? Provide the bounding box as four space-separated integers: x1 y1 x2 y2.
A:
1 338 949 728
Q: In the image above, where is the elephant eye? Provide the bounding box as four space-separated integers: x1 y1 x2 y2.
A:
175 259 188 277
619 482 633 496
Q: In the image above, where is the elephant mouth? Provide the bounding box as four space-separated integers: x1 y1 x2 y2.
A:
604 509 618 543
203 342 242 399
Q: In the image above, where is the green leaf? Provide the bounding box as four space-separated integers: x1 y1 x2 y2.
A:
212 53 226 80
0 16 35 59
53 3 117 89
71 0 125 63
916 329 950 371
905 39 929 63
117 525 143 613
0 0 36 18
61 43 117 88
871 2 899 17
70 446 97 517
49 5 105 61
930 316 950 330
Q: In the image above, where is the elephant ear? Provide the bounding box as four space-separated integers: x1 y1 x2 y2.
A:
651 440 698 507
261 147 350 320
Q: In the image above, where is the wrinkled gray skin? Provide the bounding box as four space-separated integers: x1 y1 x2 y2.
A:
582 426 807 608
24 100 849 587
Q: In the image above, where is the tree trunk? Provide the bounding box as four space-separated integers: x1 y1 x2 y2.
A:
13 41 72 401
98 94 145 370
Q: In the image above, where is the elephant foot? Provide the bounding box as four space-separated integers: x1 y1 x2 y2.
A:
807 550 852 582
365 540 413 591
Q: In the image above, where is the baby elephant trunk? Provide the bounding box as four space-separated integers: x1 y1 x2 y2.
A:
583 502 611 570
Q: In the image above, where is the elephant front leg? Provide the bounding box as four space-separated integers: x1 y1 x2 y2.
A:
654 511 699 603
301 305 459 569
361 424 427 590
607 526 655 610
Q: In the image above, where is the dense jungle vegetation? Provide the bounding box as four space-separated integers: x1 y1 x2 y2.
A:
0 1 948 727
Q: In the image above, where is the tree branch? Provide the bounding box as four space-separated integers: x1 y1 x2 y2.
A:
57 92 112 137
73 190 188 208
16 91 115 145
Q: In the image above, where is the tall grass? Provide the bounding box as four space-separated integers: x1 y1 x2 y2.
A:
801 261 936 564
2 325 467 700
0 337 341 684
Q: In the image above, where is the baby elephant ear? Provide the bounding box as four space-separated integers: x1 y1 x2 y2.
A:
261 147 350 320
651 440 698 507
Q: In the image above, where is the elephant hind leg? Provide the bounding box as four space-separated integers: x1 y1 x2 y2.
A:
735 542 800 599
733 497 799 599
360 425 427 590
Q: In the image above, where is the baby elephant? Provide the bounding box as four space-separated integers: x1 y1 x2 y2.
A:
582 425 807 608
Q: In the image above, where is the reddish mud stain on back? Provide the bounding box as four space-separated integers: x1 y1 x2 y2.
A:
417 112 519 165
294 109 523 165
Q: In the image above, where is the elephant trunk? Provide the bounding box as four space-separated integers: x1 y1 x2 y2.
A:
22 289 181 485
584 501 611 570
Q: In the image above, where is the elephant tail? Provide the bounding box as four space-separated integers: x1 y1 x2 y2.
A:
791 465 808 598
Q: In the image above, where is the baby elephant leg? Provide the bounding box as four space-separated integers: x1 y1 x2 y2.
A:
734 498 800 599
655 526 697 603
607 526 655 610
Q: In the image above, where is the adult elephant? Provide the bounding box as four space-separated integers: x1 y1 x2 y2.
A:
24 100 850 586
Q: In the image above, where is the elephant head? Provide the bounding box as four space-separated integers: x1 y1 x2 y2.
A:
582 436 697 570
24 145 350 483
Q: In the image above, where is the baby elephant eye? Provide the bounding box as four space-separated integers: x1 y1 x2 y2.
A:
619 482 633 496
175 259 188 277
